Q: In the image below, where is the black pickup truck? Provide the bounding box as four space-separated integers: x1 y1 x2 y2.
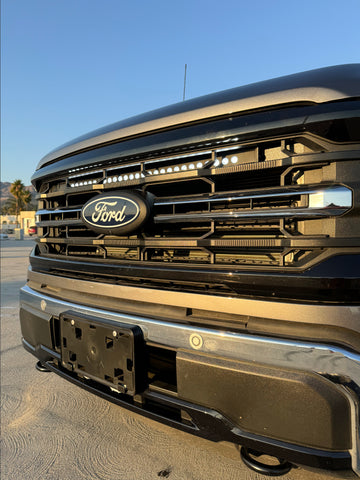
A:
20 64 360 477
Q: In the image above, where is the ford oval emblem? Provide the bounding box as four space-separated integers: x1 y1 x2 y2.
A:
81 191 151 235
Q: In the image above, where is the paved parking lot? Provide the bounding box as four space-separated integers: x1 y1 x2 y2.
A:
0 239 353 480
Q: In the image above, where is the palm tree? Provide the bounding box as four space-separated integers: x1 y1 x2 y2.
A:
9 179 32 226
1 197 17 215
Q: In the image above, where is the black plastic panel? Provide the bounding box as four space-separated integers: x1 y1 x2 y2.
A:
60 311 146 395
176 351 351 451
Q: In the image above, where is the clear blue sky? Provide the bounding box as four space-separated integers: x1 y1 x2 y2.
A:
1 0 360 185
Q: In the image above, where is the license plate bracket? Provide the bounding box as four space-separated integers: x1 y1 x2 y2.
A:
60 311 145 396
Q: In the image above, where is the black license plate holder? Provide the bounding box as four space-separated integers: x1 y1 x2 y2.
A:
60 310 145 396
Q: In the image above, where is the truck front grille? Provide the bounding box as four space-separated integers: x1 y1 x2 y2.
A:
34 131 358 272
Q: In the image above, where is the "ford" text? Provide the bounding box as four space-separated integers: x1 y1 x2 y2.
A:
92 201 127 223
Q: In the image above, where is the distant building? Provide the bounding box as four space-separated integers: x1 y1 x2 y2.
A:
1 211 36 235
20 211 36 235
1 214 17 224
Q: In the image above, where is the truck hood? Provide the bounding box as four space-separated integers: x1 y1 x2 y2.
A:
37 64 360 170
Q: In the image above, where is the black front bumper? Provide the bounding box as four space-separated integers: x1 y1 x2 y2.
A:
23 340 351 473
20 284 360 476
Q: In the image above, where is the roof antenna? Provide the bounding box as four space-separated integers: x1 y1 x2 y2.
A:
182 64 187 101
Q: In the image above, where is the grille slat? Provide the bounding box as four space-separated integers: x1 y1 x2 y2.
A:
154 206 349 223
38 220 83 228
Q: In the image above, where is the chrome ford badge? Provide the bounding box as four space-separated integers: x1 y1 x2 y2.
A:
81 191 150 235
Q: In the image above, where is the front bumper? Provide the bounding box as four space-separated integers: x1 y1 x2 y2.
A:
20 284 360 476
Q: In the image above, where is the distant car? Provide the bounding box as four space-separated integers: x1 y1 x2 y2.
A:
0 233 8 240
28 226 37 236
1 227 14 234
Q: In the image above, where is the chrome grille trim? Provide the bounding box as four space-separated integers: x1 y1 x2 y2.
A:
37 208 82 215
154 207 350 224
155 185 351 206
36 185 352 228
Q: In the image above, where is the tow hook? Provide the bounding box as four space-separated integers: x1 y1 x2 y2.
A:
35 361 52 372
240 447 293 476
